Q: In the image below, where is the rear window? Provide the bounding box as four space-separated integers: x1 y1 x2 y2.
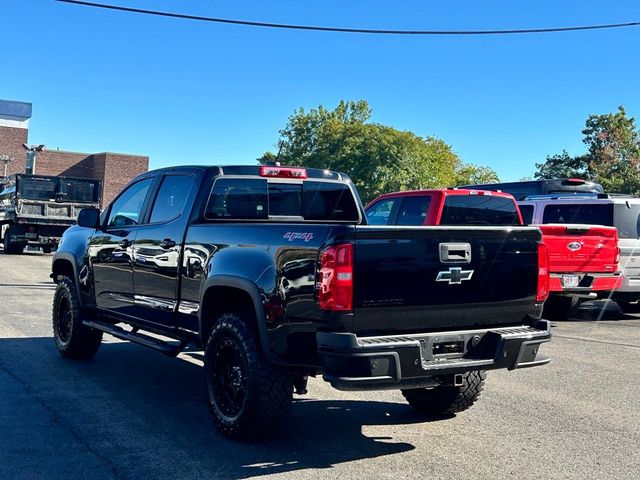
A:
206 178 268 220
614 203 640 239
541 203 614 226
440 195 520 226
205 178 359 222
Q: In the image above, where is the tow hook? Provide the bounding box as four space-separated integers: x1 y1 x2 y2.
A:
453 374 464 387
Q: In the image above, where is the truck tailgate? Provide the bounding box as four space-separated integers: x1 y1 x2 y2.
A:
538 224 619 273
352 226 541 334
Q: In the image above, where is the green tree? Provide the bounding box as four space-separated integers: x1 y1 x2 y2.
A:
582 106 640 194
535 106 640 193
534 151 590 180
453 163 500 186
258 100 487 203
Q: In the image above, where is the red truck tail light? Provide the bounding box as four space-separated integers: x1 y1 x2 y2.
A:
537 242 550 303
260 166 307 179
317 243 353 311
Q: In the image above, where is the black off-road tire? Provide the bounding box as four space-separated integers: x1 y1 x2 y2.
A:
204 313 293 441
52 276 102 359
402 370 486 416
543 295 578 321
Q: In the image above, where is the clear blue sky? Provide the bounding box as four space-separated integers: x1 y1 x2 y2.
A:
2 0 639 180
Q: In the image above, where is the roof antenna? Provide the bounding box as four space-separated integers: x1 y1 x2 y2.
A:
264 141 283 167
273 140 283 167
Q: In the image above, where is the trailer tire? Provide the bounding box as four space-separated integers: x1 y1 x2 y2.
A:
402 370 486 416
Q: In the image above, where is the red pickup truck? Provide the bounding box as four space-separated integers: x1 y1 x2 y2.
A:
365 188 621 319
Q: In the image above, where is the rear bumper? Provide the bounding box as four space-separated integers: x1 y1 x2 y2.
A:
317 320 551 391
549 272 622 295
6 232 60 246
611 275 640 293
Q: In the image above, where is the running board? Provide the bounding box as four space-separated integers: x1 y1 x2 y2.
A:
83 319 186 356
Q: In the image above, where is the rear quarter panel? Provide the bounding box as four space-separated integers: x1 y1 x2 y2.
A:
180 223 355 363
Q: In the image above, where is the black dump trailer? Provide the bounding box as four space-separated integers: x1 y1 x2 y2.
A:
0 174 101 254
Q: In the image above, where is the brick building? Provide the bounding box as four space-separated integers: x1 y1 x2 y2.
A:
0 99 148 205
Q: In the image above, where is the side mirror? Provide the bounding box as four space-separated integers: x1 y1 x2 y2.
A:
77 208 101 228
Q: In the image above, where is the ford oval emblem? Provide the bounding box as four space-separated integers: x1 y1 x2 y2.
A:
567 241 582 251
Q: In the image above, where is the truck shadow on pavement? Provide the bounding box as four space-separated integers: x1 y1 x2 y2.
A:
0 337 440 479
570 300 640 322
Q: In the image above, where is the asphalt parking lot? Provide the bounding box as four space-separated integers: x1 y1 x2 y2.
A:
1 252 639 480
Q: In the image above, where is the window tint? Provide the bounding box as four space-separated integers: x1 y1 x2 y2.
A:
396 196 430 225
365 199 396 225
303 181 359 221
150 175 194 223
613 203 640 239
206 178 268 219
205 178 360 221
268 183 302 217
519 204 534 225
541 203 613 226
440 195 520 226
107 178 153 227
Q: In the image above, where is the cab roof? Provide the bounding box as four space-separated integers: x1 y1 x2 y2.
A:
371 188 517 202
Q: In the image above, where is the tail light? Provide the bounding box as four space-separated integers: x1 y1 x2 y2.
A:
260 166 307 179
317 243 353 311
537 242 550 303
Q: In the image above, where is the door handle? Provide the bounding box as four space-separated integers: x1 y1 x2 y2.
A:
159 238 176 249
119 239 132 249
439 242 471 263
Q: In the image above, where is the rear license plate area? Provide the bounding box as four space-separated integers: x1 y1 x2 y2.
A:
433 341 464 356
561 275 579 288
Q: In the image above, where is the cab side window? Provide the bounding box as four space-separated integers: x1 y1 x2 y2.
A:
365 199 396 225
107 178 153 227
149 175 194 223
396 196 430 225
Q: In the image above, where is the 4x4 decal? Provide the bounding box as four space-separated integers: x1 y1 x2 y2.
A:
283 232 314 242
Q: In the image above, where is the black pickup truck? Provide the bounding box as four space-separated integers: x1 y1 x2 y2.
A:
51 165 551 440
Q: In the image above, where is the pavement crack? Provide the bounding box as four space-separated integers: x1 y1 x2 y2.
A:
0 357 120 480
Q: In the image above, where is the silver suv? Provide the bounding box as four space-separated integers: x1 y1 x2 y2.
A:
519 194 640 311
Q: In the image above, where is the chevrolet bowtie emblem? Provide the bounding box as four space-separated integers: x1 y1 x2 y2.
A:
436 267 474 285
